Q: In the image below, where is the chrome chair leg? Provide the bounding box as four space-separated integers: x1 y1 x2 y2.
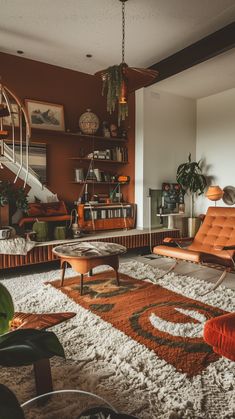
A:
153 260 178 282
200 269 228 296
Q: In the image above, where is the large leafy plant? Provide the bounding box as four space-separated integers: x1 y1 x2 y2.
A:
0 282 64 364
0 282 64 417
176 153 207 217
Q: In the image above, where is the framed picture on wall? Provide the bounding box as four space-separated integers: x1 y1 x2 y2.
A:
25 99 65 131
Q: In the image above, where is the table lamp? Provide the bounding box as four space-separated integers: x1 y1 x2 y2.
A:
206 185 224 206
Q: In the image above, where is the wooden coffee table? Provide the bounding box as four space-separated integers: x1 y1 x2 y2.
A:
52 241 127 295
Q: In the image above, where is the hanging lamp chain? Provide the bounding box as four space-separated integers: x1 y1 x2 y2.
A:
121 0 126 63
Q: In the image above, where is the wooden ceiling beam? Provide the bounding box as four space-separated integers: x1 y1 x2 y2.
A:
148 22 235 84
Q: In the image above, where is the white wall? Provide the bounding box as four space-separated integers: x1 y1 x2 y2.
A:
135 87 196 229
195 88 235 214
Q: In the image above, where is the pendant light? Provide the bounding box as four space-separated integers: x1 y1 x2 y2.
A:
95 0 158 124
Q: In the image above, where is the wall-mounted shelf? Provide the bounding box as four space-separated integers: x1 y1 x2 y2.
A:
32 128 127 143
68 157 128 164
69 181 128 185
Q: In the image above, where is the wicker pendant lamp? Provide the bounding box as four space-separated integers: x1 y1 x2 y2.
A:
95 0 158 124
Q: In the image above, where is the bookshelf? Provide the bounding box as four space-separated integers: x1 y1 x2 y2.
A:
31 128 135 228
67 134 130 203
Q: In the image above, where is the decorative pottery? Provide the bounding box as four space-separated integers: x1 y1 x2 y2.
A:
206 185 224 201
54 226 67 240
79 109 99 135
222 186 235 206
33 221 49 242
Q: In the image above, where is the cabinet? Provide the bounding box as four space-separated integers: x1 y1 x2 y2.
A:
77 203 137 231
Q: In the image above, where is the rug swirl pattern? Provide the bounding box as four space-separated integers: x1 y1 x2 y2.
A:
49 270 226 376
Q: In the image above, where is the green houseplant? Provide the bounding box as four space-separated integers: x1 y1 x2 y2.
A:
0 282 65 418
0 181 28 223
101 64 128 125
176 153 207 236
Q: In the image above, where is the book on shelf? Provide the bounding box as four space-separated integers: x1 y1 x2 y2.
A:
82 204 133 221
75 168 84 182
87 146 128 162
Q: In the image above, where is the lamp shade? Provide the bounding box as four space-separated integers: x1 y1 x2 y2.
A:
206 186 224 201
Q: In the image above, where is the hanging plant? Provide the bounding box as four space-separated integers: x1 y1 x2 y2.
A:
101 64 128 125
96 1 158 126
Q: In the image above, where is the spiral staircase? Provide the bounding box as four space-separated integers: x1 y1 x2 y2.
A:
0 83 53 202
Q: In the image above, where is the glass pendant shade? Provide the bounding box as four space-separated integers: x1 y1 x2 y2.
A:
119 78 128 104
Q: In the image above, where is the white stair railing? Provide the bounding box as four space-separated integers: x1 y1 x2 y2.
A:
0 83 31 187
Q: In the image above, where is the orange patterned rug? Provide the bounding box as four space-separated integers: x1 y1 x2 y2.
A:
49 271 226 377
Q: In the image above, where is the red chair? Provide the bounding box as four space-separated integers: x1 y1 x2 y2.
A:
203 312 235 361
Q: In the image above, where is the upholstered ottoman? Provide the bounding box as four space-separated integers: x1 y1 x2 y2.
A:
203 312 235 361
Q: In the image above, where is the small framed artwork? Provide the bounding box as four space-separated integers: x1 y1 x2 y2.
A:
25 99 65 131
2 103 20 127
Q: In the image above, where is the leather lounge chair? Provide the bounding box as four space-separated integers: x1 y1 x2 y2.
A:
153 207 235 295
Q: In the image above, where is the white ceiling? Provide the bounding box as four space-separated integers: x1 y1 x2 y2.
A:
0 0 235 75
153 48 235 99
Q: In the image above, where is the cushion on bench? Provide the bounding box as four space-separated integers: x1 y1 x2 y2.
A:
19 200 69 227
27 201 68 217
203 312 235 361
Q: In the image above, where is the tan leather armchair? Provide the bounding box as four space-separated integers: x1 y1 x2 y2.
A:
153 207 235 294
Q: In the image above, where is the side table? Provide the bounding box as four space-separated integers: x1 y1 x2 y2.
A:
53 241 127 295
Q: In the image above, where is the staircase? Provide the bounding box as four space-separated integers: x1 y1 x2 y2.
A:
0 84 55 202
0 140 55 202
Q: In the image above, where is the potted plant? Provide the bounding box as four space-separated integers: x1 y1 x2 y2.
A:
0 282 65 418
176 153 207 237
0 181 28 224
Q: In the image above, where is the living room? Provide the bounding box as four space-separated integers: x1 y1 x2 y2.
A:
0 1 235 418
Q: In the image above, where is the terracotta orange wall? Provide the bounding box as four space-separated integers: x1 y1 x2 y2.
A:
0 52 135 203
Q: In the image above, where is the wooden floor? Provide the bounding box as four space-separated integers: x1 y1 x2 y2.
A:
1 248 234 291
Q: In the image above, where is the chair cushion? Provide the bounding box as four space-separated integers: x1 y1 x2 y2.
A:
28 203 45 217
153 245 201 262
43 201 68 216
203 312 235 361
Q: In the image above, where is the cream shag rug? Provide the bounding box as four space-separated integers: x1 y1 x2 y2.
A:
1 261 235 419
